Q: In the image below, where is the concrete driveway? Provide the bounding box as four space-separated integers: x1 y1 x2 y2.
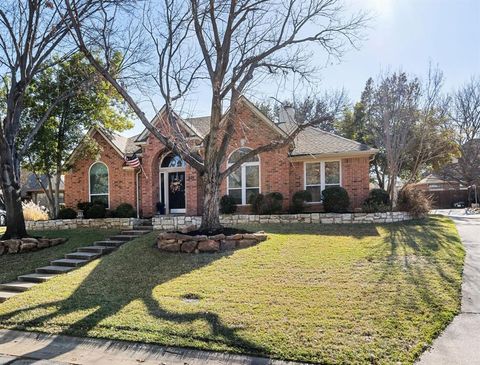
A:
417 215 480 364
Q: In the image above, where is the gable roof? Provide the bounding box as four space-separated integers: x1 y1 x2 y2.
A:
66 127 141 166
103 129 141 155
79 96 376 160
289 127 374 157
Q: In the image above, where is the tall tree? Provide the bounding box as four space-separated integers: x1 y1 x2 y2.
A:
21 53 133 218
440 77 480 191
67 0 367 231
361 68 456 201
0 0 99 238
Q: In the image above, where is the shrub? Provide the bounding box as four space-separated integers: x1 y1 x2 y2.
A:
397 185 431 218
290 190 312 213
219 195 237 214
115 203 137 218
22 201 49 221
77 201 108 219
249 192 283 214
363 189 390 213
85 203 106 219
322 186 350 213
77 201 93 212
57 207 77 219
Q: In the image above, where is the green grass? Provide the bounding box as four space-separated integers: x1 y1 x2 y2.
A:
0 228 119 283
0 216 464 364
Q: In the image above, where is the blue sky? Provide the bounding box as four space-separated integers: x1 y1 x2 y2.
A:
126 0 480 137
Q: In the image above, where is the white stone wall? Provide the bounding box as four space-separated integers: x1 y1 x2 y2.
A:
26 218 142 231
152 212 412 230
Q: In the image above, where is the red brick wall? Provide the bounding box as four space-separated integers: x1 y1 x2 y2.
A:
218 103 291 211
287 157 371 211
64 131 137 210
341 156 371 210
66 105 373 216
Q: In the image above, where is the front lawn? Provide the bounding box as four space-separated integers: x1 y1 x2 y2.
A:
0 216 464 364
0 228 119 283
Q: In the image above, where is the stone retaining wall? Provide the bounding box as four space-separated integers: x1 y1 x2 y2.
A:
26 218 143 231
0 237 67 255
157 231 268 253
153 212 412 230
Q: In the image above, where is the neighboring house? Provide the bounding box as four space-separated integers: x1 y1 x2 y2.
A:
413 173 469 208
414 174 466 192
64 96 376 217
21 172 65 208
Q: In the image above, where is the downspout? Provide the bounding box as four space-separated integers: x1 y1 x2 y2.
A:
136 170 141 218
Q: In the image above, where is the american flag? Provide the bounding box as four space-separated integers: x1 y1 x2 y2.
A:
124 154 141 168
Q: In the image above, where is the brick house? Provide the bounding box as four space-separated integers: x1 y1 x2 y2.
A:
65 96 376 217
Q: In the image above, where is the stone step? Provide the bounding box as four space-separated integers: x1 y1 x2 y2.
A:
0 290 20 302
65 251 100 260
94 240 124 247
133 225 153 231
121 230 150 235
50 258 89 268
18 273 57 283
0 281 37 292
36 265 74 274
108 235 138 242
77 245 116 254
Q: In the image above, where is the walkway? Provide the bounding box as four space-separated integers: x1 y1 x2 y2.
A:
417 215 480 364
0 223 153 302
0 329 301 365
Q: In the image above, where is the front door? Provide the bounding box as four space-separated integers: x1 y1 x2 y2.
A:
168 171 185 213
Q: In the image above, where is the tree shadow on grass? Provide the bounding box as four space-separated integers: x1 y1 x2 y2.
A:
0 236 268 361
373 217 464 313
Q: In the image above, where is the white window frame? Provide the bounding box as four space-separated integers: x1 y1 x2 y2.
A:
226 148 261 205
304 160 342 203
89 161 110 208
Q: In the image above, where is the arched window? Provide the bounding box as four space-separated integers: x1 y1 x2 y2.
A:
161 153 186 168
89 162 109 207
227 148 260 205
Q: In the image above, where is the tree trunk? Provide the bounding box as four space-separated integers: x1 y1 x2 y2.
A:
54 172 62 218
0 146 28 239
199 169 222 232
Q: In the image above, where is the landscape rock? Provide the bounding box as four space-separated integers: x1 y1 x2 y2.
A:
198 239 220 253
181 241 198 253
37 239 51 249
161 242 181 252
220 240 236 251
0 242 5 255
237 239 257 249
20 242 37 252
5 240 21 254
22 237 39 244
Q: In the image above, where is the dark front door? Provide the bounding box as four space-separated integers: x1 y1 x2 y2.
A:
168 172 185 213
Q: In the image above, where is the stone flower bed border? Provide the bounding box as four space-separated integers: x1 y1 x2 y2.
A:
25 218 144 231
157 231 268 253
0 237 68 256
153 211 412 230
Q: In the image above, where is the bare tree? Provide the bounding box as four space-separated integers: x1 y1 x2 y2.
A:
66 0 367 231
440 78 480 191
402 67 458 184
362 72 421 201
0 1 102 238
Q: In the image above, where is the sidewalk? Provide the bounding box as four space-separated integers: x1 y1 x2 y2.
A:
416 216 480 364
0 329 305 365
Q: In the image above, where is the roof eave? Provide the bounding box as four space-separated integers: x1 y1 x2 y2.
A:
288 149 378 161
